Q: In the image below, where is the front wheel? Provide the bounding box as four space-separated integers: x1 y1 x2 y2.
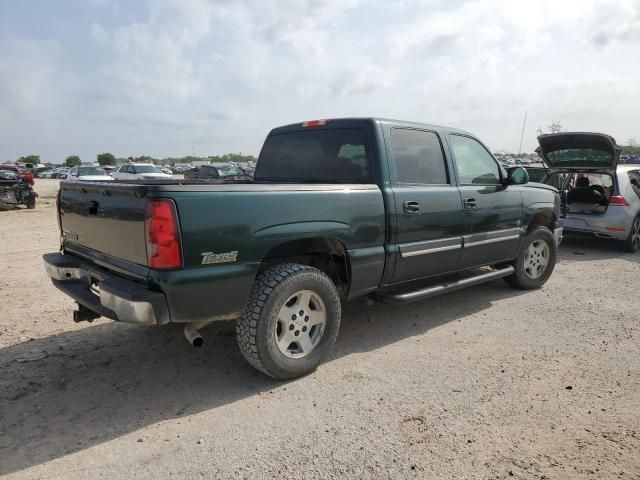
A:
504 226 557 290
621 215 640 253
236 263 341 379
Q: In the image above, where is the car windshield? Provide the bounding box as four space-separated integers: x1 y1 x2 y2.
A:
78 167 106 175
135 165 163 173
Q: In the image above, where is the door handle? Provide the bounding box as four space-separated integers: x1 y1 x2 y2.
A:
403 200 420 213
463 198 477 209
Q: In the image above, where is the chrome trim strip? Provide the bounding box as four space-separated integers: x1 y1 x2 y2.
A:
463 227 522 248
464 234 520 247
400 236 461 249
399 236 462 258
399 227 523 257
401 243 462 257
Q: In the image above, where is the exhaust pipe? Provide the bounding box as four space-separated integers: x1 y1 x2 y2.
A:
593 232 616 239
183 321 212 347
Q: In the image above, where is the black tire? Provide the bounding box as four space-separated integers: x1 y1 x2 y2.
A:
504 226 556 290
236 263 341 380
621 215 640 253
26 192 36 209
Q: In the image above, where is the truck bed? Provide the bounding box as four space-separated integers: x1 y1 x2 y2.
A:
58 180 387 321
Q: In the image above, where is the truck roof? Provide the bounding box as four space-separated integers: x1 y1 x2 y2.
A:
269 117 474 137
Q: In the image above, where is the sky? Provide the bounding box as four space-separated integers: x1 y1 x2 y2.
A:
1 0 639 163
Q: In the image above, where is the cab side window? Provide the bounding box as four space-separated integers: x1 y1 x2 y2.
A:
450 135 501 185
391 128 448 185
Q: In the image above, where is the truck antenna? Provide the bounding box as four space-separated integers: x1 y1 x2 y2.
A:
518 111 528 155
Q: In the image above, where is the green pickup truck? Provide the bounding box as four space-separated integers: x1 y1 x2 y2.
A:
44 118 563 379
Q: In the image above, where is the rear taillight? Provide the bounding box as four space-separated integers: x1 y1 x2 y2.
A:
145 199 182 269
609 194 629 206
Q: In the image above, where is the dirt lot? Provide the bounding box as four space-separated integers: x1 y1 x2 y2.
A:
1 179 639 479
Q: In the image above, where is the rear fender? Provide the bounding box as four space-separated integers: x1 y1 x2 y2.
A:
253 221 351 246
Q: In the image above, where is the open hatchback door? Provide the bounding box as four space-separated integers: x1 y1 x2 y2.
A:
536 132 621 171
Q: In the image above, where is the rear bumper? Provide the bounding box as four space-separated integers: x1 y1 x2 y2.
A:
563 209 633 240
43 252 170 325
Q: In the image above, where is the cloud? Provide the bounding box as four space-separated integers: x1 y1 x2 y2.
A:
0 0 639 162
0 39 59 113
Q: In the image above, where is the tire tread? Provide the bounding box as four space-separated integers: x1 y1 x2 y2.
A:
504 225 556 290
236 263 316 376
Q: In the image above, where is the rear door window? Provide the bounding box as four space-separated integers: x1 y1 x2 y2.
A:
255 128 371 183
391 128 448 185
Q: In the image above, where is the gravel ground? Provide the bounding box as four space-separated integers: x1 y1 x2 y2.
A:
1 179 639 479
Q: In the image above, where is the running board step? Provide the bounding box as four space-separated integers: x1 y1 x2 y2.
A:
374 266 515 304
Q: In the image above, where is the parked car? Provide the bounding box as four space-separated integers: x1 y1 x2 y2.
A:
183 163 249 180
241 164 256 178
65 166 114 182
33 166 50 177
0 169 36 210
40 169 63 179
170 164 193 174
536 132 640 252
111 163 173 180
0 164 34 185
44 117 562 379
51 167 71 179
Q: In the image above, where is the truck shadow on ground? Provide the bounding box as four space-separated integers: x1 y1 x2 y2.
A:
0 280 537 475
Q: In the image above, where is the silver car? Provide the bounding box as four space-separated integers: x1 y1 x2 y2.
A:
536 132 640 252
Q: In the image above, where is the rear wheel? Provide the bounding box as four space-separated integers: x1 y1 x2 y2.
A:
504 226 556 289
621 215 640 253
236 263 341 379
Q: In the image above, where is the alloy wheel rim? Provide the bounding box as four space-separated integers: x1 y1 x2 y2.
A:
523 239 550 279
275 290 326 359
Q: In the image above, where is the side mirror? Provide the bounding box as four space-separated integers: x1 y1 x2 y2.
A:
506 166 529 185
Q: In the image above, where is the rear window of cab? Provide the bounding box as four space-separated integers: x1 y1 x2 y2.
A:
255 128 371 183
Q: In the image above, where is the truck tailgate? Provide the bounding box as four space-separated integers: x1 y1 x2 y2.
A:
59 182 148 266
